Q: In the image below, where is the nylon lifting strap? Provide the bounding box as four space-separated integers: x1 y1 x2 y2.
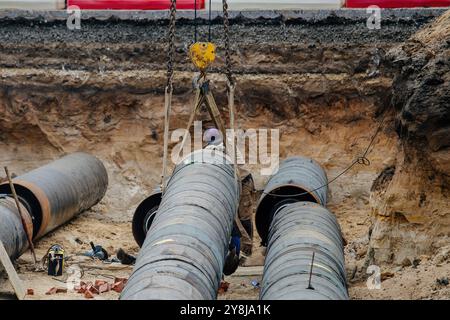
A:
221 0 247 238
176 77 227 158
161 0 177 192
222 0 239 195
222 0 236 158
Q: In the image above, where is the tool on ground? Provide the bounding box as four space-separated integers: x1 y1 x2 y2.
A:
3 167 37 266
47 244 65 277
116 248 136 266
251 280 260 289
88 242 109 261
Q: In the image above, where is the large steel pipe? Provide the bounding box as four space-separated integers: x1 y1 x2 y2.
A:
256 156 328 245
0 152 108 240
0 196 33 260
260 201 348 300
121 149 240 300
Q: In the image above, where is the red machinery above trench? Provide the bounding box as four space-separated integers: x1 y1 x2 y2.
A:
0 1 449 10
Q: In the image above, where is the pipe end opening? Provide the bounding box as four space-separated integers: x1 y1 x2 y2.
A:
0 183 43 239
256 186 318 245
132 191 162 247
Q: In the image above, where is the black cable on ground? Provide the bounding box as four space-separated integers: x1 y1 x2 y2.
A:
263 111 389 198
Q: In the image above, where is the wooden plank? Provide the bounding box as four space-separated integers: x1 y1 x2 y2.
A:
232 266 264 277
0 241 25 300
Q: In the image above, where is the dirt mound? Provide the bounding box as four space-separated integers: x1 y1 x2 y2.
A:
368 11 450 265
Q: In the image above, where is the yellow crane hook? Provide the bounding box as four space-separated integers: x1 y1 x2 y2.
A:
189 42 216 72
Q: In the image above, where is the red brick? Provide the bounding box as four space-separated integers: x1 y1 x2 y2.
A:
114 277 128 285
89 285 100 295
98 283 110 293
112 281 124 293
95 280 107 287
56 287 67 294
218 281 230 294
45 287 57 295
27 289 34 295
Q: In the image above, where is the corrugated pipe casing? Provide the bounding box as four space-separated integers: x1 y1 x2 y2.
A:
0 152 108 240
260 201 348 300
121 149 240 300
256 156 328 244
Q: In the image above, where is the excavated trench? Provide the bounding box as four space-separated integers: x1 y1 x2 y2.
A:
0 9 449 299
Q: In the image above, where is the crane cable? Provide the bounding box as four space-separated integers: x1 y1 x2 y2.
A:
194 0 197 42
194 0 213 43
223 0 234 87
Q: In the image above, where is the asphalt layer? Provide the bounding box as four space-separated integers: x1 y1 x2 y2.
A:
0 9 445 45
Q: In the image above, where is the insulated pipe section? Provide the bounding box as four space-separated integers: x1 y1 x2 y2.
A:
121 149 240 300
260 202 348 300
0 152 108 240
255 156 328 245
0 196 33 260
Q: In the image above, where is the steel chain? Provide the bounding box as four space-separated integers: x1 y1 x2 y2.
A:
166 0 177 90
222 0 234 86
